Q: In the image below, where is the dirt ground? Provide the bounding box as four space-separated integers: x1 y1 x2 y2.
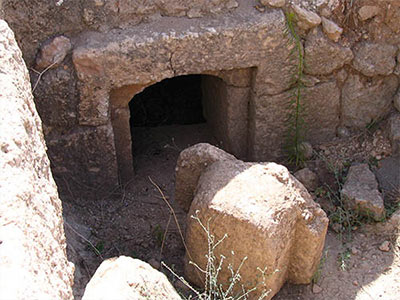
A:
62 123 400 300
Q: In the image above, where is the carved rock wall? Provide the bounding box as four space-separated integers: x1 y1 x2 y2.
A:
0 20 74 299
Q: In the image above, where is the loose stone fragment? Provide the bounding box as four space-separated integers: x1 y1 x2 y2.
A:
35 36 72 71
358 6 380 21
379 241 390 252
261 0 286 8
321 17 343 42
341 164 385 221
293 5 321 30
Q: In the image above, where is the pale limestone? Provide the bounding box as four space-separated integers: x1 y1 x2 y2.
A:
0 20 74 299
82 256 181 300
183 152 328 299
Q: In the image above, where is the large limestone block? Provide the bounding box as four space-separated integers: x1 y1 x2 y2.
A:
47 123 119 193
342 74 398 128
304 28 353 75
175 143 236 212
184 158 328 299
248 80 340 161
0 20 74 299
32 66 78 130
82 256 181 300
352 42 397 77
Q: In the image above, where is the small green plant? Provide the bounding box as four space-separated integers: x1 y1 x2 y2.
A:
338 248 351 271
365 118 381 134
368 155 379 169
151 178 275 299
86 240 105 257
284 12 307 167
152 224 164 247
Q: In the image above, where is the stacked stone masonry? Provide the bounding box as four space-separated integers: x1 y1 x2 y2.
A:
2 0 399 189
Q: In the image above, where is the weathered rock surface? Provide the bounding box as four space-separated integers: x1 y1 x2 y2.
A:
321 17 342 42
358 6 380 21
352 43 397 77
387 210 400 230
376 156 400 201
387 113 400 155
293 5 321 30
303 81 340 143
250 80 340 160
394 89 400 113
31 66 78 130
201 76 250 159
47 124 119 193
385 2 400 34
175 143 235 212
342 74 399 128
294 168 319 191
35 36 71 71
183 155 328 299
304 28 353 75
82 256 181 300
342 164 385 221
63 213 93 300
0 20 74 299
261 0 286 8
395 52 400 76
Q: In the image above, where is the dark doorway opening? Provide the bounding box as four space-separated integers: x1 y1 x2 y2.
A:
129 75 205 127
128 75 216 172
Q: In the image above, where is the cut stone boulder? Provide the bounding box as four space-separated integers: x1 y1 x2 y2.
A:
182 153 329 299
175 143 236 212
342 164 385 221
82 256 181 300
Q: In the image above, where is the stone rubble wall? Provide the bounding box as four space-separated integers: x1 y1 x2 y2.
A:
2 0 399 191
0 20 74 299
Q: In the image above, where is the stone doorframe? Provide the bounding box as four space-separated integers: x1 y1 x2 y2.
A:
72 9 294 184
109 73 252 183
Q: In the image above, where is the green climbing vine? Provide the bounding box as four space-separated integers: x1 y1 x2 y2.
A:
284 12 307 167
